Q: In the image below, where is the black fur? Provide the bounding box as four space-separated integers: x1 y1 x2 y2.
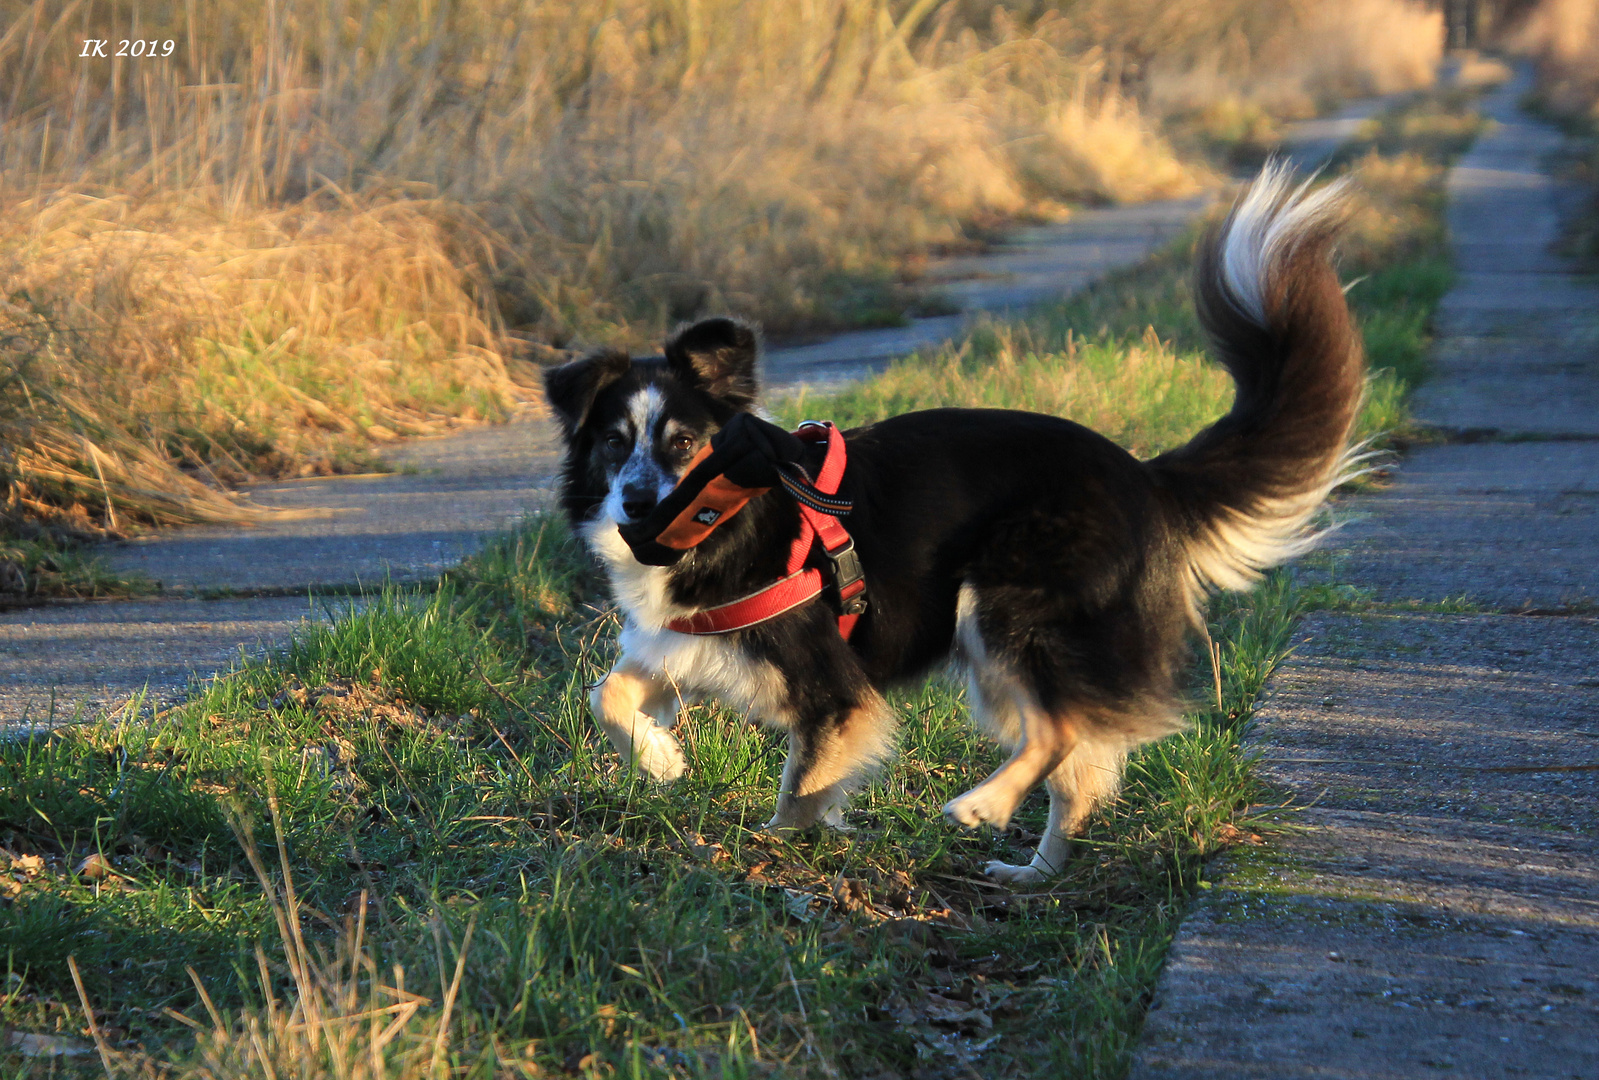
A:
544 174 1364 866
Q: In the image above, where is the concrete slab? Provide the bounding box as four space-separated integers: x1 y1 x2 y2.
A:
1135 885 1599 1080
761 196 1215 392
105 415 562 594
1279 96 1396 170
1418 68 1599 436
1131 613 1599 1080
1314 441 1599 611
0 595 350 733
1253 612 1599 833
761 314 968 391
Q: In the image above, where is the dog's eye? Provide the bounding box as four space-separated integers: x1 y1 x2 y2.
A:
669 433 695 453
603 432 627 452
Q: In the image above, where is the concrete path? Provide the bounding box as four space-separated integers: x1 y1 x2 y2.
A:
107 415 561 595
760 97 1388 391
1130 67 1599 1080
0 596 339 726
761 197 1211 391
1 97 1398 731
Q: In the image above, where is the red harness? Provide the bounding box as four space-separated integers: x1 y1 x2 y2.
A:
665 422 867 640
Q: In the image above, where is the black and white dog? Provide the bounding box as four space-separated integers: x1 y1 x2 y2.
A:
543 165 1364 883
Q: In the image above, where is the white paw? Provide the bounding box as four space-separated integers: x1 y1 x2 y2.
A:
820 802 854 832
942 785 1018 830
983 860 1047 886
633 726 688 782
765 790 849 834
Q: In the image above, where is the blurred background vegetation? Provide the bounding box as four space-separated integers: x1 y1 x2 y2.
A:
1508 0 1599 266
0 0 1456 538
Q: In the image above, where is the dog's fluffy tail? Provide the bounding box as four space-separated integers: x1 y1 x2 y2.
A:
1150 161 1366 612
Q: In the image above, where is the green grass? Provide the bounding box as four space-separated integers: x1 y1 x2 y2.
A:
0 532 154 602
0 91 1479 1079
0 509 1305 1079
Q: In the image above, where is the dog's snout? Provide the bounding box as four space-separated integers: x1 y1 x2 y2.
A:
620 483 657 521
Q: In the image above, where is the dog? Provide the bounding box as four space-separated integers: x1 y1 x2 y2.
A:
542 164 1364 883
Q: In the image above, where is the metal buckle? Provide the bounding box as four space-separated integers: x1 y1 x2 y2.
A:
824 538 868 615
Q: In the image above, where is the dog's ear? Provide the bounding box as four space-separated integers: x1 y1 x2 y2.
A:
664 317 760 408
543 349 631 435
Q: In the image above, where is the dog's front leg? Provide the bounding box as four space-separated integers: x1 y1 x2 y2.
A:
766 698 894 832
590 661 689 781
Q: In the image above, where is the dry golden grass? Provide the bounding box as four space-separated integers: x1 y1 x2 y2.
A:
1512 0 1599 117
0 0 1445 530
0 190 518 531
69 799 469 1080
1149 0 1444 135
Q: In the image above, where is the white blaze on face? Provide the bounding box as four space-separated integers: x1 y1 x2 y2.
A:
602 386 678 525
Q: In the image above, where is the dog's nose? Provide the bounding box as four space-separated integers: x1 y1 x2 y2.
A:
620 484 657 521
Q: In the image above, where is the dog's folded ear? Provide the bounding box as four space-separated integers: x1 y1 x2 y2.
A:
543 348 631 435
664 317 760 408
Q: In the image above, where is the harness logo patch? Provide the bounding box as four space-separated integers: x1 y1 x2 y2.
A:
693 507 722 526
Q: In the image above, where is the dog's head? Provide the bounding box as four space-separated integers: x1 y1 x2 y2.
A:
543 317 760 529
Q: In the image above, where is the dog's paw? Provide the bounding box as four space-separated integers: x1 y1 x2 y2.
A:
942 785 1018 830
764 790 849 835
983 860 1047 886
633 726 688 782
820 802 854 832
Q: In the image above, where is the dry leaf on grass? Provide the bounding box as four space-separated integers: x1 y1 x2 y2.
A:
883 990 994 1033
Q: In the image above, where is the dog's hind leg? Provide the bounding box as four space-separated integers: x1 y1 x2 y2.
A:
766 693 896 832
591 660 689 781
942 698 1076 832
983 734 1128 884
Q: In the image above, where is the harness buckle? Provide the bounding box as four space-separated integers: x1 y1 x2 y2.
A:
824 538 868 616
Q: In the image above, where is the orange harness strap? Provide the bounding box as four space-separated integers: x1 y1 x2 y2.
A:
665 422 865 639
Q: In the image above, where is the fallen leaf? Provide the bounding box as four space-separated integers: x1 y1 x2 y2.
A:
921 991 993 1031
75 853 112 881
686 834 724 863
1215 823 1264 846
831 874 870 914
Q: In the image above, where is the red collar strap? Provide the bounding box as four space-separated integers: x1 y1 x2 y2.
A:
666 421 867 639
